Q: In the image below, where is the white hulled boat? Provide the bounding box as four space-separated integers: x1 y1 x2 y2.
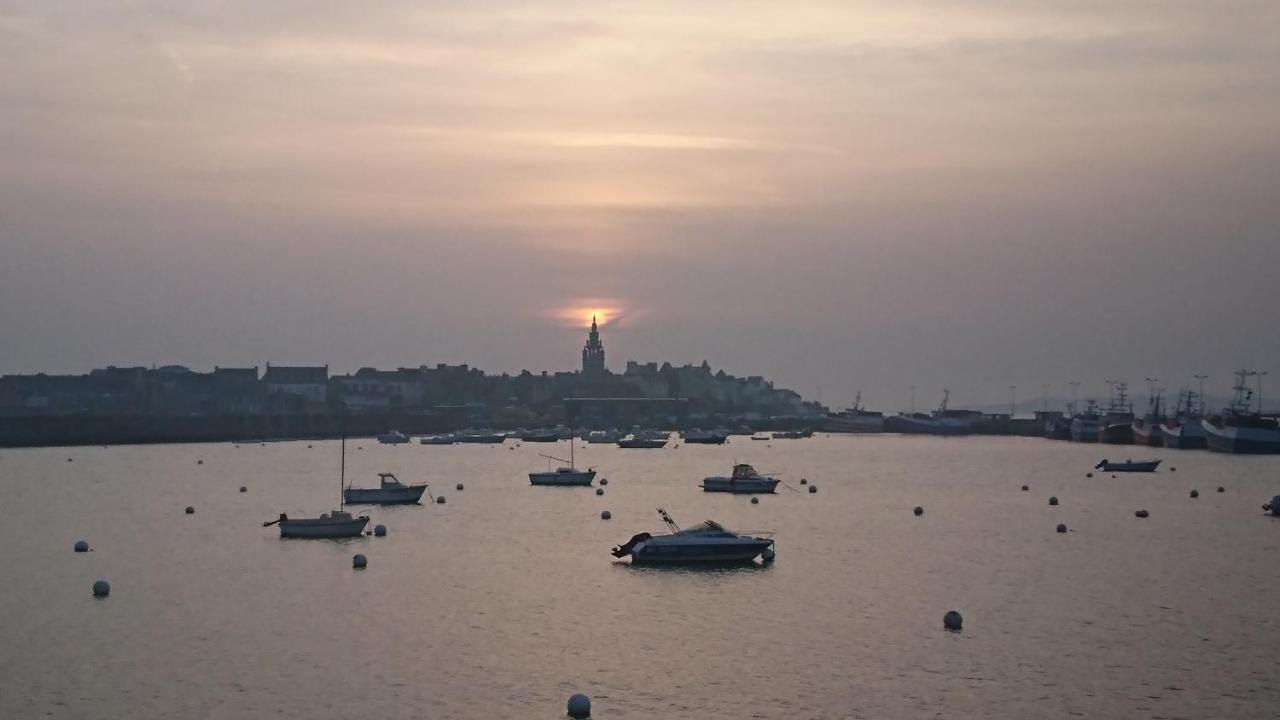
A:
1203 370 1280 454
701 463 781 494
343 472 430 505
529 437 596 486
611 508 775 565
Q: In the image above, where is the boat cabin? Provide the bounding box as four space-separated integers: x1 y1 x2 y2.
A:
731 464 760 479
378 473 407 488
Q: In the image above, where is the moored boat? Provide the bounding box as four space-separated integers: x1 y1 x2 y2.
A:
420 434 455 445
682 428 729 444
1070 400 1103 442
1158 389 1207 449
618 430 669 448
1095 458 1161 473
1131 386 1165 447
377 429 410 444
343 472 429 505
1100 382 1135 444
586 429 622 444
823 392 885 433
885 390 980 435
1203 370 1280 454
701 463 781 494
529 437 596 486
264 437 369 539
454 428 507 444
611 508 775 565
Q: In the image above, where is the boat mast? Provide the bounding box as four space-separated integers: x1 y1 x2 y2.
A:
340 435 346 511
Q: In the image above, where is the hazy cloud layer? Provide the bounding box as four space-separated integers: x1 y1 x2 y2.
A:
2 1 1278 408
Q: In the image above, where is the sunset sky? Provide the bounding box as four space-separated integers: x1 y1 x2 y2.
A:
2 1 1278 408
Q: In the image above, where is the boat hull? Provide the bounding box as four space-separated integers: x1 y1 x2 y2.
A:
701 477 780 494
1131 421 1163 447
822 414 885 433
1158 422 1207 449
1100 422 1134 444
618 439 667 448
1070 419 1101 442
1203 419 1280 454
630 539 773 565
278 517 369 539
1097 460 1161 472
343 485 427 504
529 470 596 486
885 415 971 435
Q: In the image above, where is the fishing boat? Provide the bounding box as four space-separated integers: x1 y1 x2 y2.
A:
701 463 781 493
617 430 669 448
1100 382 1135 444
885 390 982 435
376 429 410 444
611 508 775 565
419 434 455 445
822 392 885 433
1095 458 1161 473
1203 370 1280 454
1159 389 1208 449
528 437 596 486
343 472 429 505
264 437 369 539
1070 400 1103 442
1131 388 1165 447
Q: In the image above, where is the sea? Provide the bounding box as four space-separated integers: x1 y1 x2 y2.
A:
2 435 1278 719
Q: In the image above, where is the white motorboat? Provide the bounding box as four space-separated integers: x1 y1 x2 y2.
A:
377 430 410 444
344 472 429 505
617 430 669 448
264 437 369 539
529 437 596 486
701 463 781 494
611 508 775 565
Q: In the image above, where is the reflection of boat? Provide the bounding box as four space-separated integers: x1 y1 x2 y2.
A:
454 429 507 444
618 430 669 448
1100 383 1135 444
1095 458 1161 473
1203 370 1280 454
377 430 410 444
529 438 596 486
701 464 781 494
823 392 885 433
682 428 729 444
611 508 775 565
1159 389 1207 449
885 390 980 435
1070 400 1102 442
264 437 369 539
586 429 622 444
344 472 429 504
420 434 454 445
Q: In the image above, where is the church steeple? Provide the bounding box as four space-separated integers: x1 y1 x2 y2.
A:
582 315 606 375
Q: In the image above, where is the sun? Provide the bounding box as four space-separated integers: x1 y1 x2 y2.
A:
551 301 623 328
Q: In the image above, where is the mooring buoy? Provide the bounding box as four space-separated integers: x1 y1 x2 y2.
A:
185 506 194 514
567 693 591 719
374 524 387 537
1048 496 1059 506
74 540 89 553
353 554 367 569
600 510 611 520
92 580 110 597
914 506 924 516
436 496 446 504
1057 523 1068 533
943 610 963 630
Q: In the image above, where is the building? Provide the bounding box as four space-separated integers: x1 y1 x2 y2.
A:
262 364 328 408
581 316 606 376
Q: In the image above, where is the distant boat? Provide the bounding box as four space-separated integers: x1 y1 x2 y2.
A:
518 427 561 442
377 430 410 444
771 429 813 439
701 463 781 494
682 428 730 444
264 437 369 539
1095 458 1161 473
1070 400 1103 442
420 434 455 445
454 429 507 444
1131 390 1165 447
1100 383 1135 444
1042 412 1072 440
822 392 885 433
611 508 774 565
1158 389 1207 449
750 434 770 441
617 430 669 449
344 472 429 505
529 437 596 486
1203 369 1280 454
586 429 622 444
885 390 980 435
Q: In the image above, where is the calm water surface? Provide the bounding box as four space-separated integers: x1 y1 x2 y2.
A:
2 435 1279 719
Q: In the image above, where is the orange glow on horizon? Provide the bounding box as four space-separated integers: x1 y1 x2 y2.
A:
552 302 623 328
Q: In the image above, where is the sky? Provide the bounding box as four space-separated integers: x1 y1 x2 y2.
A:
2 1 1278 410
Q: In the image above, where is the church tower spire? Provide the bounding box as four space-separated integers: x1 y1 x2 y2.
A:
582 315 606 376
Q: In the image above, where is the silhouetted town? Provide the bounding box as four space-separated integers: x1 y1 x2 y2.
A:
0 318 823 446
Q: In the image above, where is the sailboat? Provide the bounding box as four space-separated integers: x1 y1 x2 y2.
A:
264 437 370 538
528 436 596 486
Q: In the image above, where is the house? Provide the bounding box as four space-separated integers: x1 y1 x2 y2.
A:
262 364 328 407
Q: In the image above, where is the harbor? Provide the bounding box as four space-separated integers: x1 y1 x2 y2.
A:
6 434 1280 718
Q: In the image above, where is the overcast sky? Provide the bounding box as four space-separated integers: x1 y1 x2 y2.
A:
2 1 1278 409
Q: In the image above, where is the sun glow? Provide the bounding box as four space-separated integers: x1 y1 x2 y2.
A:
552 302 623 328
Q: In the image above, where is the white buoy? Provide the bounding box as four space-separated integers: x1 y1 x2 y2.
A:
353 554 367 568
185 506 195 514
913 506 924 516
808 485 817 493
92 580 110 597
456 483 464 491
374 524 387 537
436 496 446 504
1056 523 1068 533
943 610 963 630
596 488 604 496
1048 496 1059 506
601 510 611 520
567 693 591 719
600 478 608 486
74 540 89 553
750 497 759 504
